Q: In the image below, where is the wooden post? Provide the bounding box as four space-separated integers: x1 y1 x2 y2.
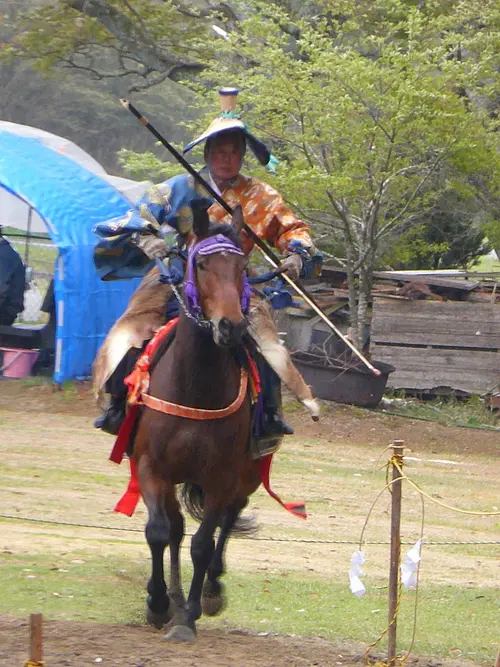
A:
495 650 500 667
29 613 43 664
387 441 404 665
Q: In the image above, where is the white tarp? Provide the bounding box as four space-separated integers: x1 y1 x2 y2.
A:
0 121 151 234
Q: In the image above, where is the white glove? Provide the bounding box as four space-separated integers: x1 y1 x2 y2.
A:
280 253 302 281
133 234 168 260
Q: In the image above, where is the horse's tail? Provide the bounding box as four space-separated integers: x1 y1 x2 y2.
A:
181 483 258 536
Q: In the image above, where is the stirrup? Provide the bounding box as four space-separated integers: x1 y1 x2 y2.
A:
249 436 282 461
94 406 125 435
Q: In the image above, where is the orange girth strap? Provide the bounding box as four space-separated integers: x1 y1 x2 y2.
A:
140 368 249 420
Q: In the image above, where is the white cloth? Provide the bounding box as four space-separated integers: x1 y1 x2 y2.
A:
349 550 366 597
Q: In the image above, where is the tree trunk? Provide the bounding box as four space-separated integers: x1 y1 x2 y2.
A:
345 251 359 352
356 266 371 353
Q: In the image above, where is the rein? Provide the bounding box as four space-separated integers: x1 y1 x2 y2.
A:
156 234 252 330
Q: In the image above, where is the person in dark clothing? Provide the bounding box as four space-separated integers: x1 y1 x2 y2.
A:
0 227 25 326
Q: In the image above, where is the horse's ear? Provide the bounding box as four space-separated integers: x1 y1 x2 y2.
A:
191 197 211 239
231 204 244 235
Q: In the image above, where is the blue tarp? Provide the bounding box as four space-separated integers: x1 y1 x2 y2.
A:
0 130 141 383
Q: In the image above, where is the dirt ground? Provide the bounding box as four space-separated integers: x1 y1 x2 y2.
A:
0 380 498 666
0 614 488 667
0 613 369 667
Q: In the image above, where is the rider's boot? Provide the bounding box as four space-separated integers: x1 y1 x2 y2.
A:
94 348 141 435
251 360 294 459
94 392 126 435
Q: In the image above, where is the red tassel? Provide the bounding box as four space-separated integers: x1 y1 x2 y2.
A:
113 458 140 516
258 454 307 519
109 405 139 464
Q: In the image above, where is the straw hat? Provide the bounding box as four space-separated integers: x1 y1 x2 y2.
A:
183 87 271 166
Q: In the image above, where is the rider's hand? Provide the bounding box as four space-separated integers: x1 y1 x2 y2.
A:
279 253 302 282
133 234 168 260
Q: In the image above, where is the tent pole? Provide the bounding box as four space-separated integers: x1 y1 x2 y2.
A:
25 206 32 265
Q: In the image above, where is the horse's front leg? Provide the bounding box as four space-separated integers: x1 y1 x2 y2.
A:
164 490 186 625
202 498 248 617
165 504 221 642
139 457 173 629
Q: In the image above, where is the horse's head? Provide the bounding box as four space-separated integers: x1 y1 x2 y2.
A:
185 199 250 347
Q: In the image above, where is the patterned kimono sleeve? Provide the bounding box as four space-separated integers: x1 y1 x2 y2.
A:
93 173 202 280
256 181 313 254
135 174 196 232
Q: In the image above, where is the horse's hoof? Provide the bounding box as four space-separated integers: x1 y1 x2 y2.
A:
201 581 227 616
146 604 173 629
164 624 196 642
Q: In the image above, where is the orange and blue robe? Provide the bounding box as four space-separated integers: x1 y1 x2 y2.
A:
93 170 319 281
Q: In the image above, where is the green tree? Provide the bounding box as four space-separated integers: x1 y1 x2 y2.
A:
383 189 492 270
5 0 500 349
192 0 500 347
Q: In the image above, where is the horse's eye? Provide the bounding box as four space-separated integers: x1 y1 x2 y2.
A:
196 261 206 271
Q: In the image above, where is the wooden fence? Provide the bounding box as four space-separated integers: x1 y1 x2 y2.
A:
371 299 500 395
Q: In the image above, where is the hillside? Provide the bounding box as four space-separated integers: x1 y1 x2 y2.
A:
0 1 197 175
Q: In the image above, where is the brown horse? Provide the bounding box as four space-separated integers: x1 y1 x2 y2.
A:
133 199 263 641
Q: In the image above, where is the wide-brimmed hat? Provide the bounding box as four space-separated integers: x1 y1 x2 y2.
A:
183 87 271 167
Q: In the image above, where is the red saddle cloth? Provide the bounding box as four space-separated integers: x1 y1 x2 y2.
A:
109 319 306 519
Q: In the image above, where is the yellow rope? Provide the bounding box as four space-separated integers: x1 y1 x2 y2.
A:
363 566 403 665
393 460 500 516
359 448 499 666
25 661 45 667
362 459 405 665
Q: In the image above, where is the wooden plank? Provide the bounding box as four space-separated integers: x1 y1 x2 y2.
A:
373 299 500 319
372 316 500 336
386 371 498 394
371 332 500 348
373 271 480 291
371 300 500 349
371 344 500 393
371 345 499 371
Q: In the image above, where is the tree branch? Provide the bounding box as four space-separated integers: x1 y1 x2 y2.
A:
64 0 207 82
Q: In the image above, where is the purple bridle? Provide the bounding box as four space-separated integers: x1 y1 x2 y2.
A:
184 234 252 320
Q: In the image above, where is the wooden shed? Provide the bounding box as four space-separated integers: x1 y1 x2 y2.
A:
371 299 500 395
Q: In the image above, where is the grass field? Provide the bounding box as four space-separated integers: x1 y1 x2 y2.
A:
0 381 499 664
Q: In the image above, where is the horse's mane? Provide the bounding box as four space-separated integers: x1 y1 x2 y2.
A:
204 221 242 250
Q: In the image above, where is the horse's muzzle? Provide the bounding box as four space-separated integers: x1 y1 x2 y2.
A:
215 316 248 347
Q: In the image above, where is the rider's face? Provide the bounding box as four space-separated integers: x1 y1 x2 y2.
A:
207 135 243 183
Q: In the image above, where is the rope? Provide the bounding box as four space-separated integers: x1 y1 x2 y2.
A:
359 452 499 667
363 561 403 665
374 408 500 433
1 514 499 545
393 460 500 516
25 662 45 667
403 493 425 663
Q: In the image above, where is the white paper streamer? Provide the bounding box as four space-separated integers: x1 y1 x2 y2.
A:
349 550 366 597
401 539 422 589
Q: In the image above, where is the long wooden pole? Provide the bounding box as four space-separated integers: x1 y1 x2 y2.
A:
388 441 404 665
29 613 43 664
119 99 381 377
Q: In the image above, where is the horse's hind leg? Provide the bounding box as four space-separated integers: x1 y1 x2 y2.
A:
140 462 173 629
165 504 220 642
202 498 248 617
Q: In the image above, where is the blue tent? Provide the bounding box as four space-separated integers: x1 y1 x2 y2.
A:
0 130 141 383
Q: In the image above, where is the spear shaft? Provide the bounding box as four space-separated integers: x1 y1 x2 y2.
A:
120 98 380 376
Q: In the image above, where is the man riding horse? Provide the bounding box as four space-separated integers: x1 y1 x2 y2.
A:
93 88 322 457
